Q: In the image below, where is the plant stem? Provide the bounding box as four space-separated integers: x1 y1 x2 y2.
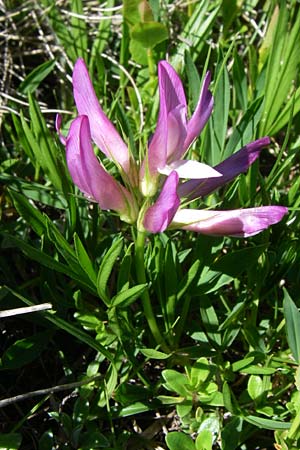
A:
135 230 168 351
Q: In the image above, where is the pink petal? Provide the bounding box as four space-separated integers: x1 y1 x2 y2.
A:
72 58 130 174
66 115 136 221
158 61 187 111
184 71 213 151
143 171 180 233
172 206 288 237
178 137 270 199
143 61 188 178
166 106 187 163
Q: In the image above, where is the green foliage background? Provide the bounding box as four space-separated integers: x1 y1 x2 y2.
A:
1 0 300 449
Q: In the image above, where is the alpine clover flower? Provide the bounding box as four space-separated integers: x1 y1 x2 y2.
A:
57 58 287 237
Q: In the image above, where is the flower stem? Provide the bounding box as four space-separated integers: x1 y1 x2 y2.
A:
135 230 168 351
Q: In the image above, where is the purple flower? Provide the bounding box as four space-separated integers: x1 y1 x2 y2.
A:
64 115 138 224
140 61 220 196
59 58 287 237
171 207 288 237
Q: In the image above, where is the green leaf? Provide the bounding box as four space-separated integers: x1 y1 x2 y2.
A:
110 283 147 308
123 0 153 26
283 287 300 363
232 356 255 372
71 0 87 58
118 401 153 417
19 60 56 94
166 432 195 450
117 243 133 292
38 431 54 450
223 96 264 158
74 233 97 286
221 416 243 450
0 331 52 370
248 375 263 401
211 245 267 277
131 21 168 48
140 348 171 359
195 429 213 450
9 190 47 236
204 59 230 166
26 95 69 193
260 4 300 135
96 237 123 305
244 415 290 430
162 370 190 397
190 358 211 387
232 49 248 111
185 51 201 111
222 382 234 414
177 260 200 301
200 296 221 347
78 431 110 449
0 433 22 450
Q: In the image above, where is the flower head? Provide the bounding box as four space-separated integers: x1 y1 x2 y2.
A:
58 58 287 237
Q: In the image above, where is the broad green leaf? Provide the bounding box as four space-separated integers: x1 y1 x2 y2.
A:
78 431 109 448
195 429 213 450
241 366 275 375
140 348 171 359
19 60 56 94
123 0 153 27
38 431 54 450
283 287 300 363
157 395 185 405
0 331 52 370
131 21 168 48
162 369 190 397
190 358 211 388
110 283 147 307
248 375 263 401
221 417 243 450
96 237 123 305
0 433 22 450
222 382 234 414
232 356 255 372
166 432 195 450
118 401 153 417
